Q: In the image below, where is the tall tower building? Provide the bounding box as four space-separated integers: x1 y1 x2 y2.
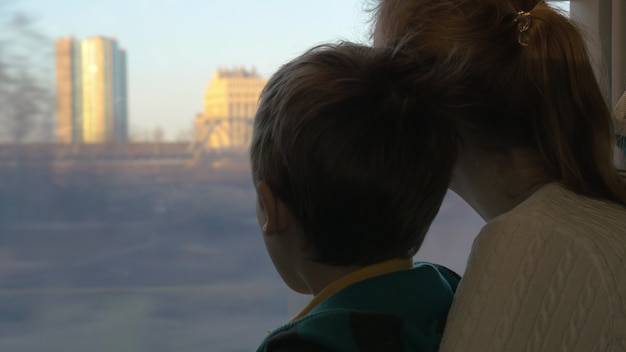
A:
55 36 127 143
195 67 266 151
55 37 77 144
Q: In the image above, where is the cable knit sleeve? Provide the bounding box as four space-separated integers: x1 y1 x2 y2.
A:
439 215 616 352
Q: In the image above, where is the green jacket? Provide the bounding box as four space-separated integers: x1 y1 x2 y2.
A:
257 262 460 352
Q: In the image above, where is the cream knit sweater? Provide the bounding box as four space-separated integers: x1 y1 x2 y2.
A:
439 183 626 352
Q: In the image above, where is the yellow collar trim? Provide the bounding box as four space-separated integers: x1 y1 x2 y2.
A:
290 258 413 321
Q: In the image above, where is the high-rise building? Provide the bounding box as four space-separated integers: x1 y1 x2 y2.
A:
55 36 127 143
195 67 266 151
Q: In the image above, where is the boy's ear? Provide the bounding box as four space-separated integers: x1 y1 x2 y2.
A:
257 181 290 235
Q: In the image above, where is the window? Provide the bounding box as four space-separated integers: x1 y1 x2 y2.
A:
2 1 623 351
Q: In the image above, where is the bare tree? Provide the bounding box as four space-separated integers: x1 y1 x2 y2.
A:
0 7 55 225
0 9 54 143
152 126 165 143
1 71 51 143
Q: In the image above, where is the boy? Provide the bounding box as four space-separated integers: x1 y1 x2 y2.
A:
250 42 459 352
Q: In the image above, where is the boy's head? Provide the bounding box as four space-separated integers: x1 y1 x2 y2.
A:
250 43 456 271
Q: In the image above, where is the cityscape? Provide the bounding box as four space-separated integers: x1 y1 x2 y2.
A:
54 35 267 151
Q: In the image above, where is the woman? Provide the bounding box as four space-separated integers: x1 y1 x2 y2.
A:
373 0 626 350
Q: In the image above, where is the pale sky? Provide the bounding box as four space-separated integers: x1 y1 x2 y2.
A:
14 0 373 140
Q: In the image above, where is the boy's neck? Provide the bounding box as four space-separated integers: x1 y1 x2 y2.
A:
300 261 364 296
292 258 412 320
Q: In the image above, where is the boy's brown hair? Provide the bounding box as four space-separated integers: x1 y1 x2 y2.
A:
250 43 457 266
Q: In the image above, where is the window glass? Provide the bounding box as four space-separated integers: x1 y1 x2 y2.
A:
548 0 570 13
0 1 578 351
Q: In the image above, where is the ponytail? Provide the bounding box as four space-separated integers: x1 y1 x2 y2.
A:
372 0 626 205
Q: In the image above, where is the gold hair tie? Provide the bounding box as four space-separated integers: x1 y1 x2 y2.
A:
514 10 532 47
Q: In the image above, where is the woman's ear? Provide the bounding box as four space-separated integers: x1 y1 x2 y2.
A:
257 181 290 235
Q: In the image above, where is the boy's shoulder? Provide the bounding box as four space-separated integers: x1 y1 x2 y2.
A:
258 262 460 352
